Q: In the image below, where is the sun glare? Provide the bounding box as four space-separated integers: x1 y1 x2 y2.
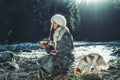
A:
75 0 103 4
75 0 82 4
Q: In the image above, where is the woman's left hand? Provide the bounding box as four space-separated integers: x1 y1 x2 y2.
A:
50 50 58 55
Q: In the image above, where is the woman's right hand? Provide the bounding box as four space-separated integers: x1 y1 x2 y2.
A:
50 50 58 55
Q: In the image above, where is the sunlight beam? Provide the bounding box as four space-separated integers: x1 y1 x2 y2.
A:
75 0 103 4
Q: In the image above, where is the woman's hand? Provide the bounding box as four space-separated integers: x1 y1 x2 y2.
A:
50 50 58 55
39 41 48 48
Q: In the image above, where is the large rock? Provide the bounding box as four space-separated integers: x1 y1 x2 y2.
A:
0 51 19 71
0 51 14 62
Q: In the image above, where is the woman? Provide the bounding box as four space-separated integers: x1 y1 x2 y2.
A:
38 14 74 80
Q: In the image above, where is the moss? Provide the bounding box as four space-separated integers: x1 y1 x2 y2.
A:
81 73 102 80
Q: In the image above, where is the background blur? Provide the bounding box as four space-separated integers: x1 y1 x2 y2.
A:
0 0 120 44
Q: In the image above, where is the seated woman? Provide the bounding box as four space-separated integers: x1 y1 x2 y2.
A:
38 14 75 80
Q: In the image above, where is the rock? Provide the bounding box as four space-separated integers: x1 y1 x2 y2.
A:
18 72 29 78
0 51 14 62
112 49 120 57
117 77 120 80
0 42 120 80
108 65 116 70
0 61 19 71
22 49 32 52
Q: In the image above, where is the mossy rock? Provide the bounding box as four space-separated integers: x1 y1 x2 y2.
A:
81 73 102 80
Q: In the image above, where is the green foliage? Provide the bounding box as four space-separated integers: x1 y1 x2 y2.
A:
113 0 120 9
67 0 81 31
34 0 81 32
28 0 81 41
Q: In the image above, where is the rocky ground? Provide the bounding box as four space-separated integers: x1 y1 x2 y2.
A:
0 41 120 80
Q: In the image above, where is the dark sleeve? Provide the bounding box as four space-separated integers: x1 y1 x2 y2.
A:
57 32 74 54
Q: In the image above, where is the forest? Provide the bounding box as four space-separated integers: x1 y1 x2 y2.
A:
0 0 120 44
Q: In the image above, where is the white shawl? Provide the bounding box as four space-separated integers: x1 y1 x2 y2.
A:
53 26 70 50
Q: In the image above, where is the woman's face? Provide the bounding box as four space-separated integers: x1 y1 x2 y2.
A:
52 22 58 29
